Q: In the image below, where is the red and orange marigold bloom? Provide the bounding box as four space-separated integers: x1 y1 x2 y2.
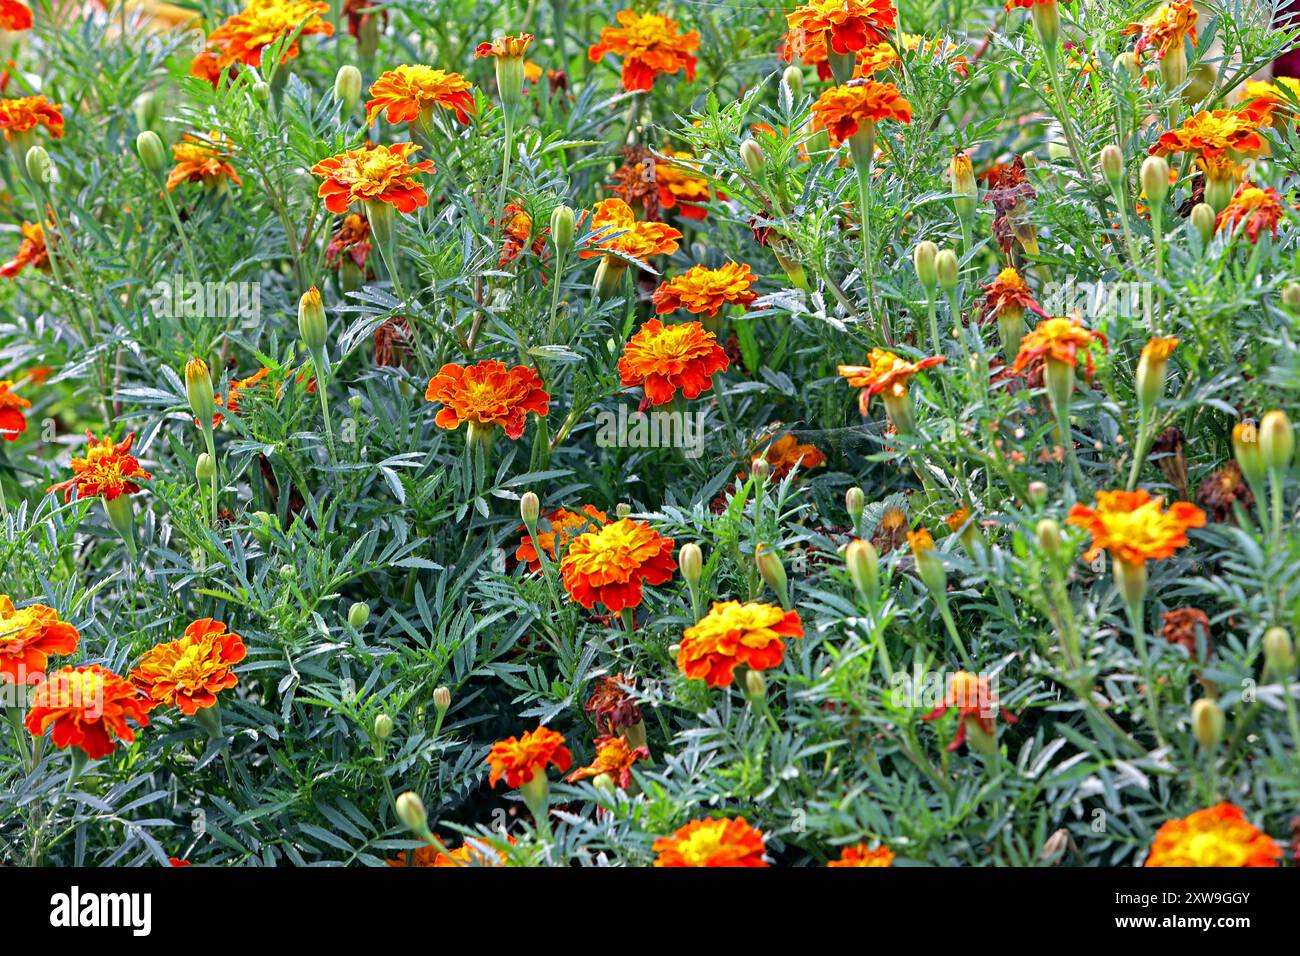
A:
810 80 912 146
753 433 826 481
474 32 534 59
0 0 32 30
655 150 713 220
388 836 516 867
1067 489 1206 567
205 0 333 68
838 348 944 412
0 221 50 279
1005 0 1064 7
25 665 151 760
828 842 895 867
1240 77 1300 123
560 517 676 614
129 618 247 715
0 596 79 684
587 9 699 93
580 198 681 263
786 0 897 56
0 94 63 140
47 431 152 502
1215 183 1287 243
0 378 31 440
1144 804 1281 867
653 816 768 867
166 133 242 192
207 367 272 426
1122 0 1197 61
565 734 650 789
981 267 1046 322
189 48 237 86
365 66 476 126
311 142 435 215
515 505 608 572
496 202 548 267
485 726 572 788
1150 105 1269 163
1010 315 1107 379
921 670 1018 752
618 319 729 406
652 262 757 317
677 601 803 687
423 360 550 440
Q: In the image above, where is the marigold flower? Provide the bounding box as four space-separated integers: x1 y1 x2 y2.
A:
365 65 476 126
166 132 242 192
0 0 32 30
515 505 608 571
47 431 152 502
921 671 1017 752
189 48 237 86
1161 606 1212 659
474 32 533 59
1151 105 1269 163
981 267 1045 321
618 319 729 406
1010 315 1107 379
838 348 943 411
655 150 712 220
1196 460 1253 523
565 734 649 789
0 221 49 279
496 202 548 267
206 0 333 67
0 94 63 140
810 80 912 147
0 378 31 440
424 360 550 440
587 9 699 92
585 672 643 734
1144 804 1281 867
129 618 247 715
485 725 572 788
1066 489 1206 567
1215 183 1287 243
325 214 371 273
0 596 79 684
311 142 435 215
1005 0 1061 6
753 433 826 481
560 517 676 613
677 600 803 687
828 843 894 866
25 665 151 760
388 836 516 867
579 198 681 263
1122 0 1197 61
652 262 757 318
653 816 768 867
1240 77 1300 123
785 0 897 56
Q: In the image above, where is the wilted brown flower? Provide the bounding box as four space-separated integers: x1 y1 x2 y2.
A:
1161 607 1212 660
584 672 642 734
870 506 908 555
1196 460 1253 523
1151 426 1189 501
374 315 412 368
608 146 662 220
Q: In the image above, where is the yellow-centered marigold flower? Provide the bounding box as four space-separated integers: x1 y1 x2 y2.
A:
829 843 895 866
981 267 1045 321
485 726 572 788
47 431 152 502
655 150 713 221
166 132 242 192
25 665 151 760
810 80 912 147
423 360 550 440
1067 489 1206 567
365 65 476 126
474 32 533 59
922 670 1018 752
587 9 700 92
652 262 758 317
559 517 676 613
206 0 333 67
579 198 682 263
1215 183 1287 243
0 596 79 684
618 319 729 406
653 816 768 867
311 142 435 215
1122 0 1197 61
0 221 50 279
0 0 32 30
565 734 650 789
1151 105 1270 164
388 836 517 867
1011 315 1107 379
785 0 897 56
1144 804 1281 867
514 504 608 572
1240 77 1300 123
838 349 944 412
677 600 803 687
0 94 64 140
129 618 247 715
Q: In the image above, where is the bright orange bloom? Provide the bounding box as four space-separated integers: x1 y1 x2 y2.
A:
587 9 699 93
424 360 550 440
907 526 935 558
211 367 272 426
785 0 897 56
1141 336 1179 365
810 80 912 146
515 505 608 572
565 734 650 789
1240 77 1300 123
365 66 475 126
0 379 31 440
1010 315 1107 379
485 726 572 788
189 48 237 86
655 150 712 221
560 517 676 613
474 33 533 59
618 319 729 406
166 133 242 192
1122 0 1197 61
754 433 826 481
496 202 547 267
981 267 1046 321
1151 105 1269 163
0 94 63 140
652 262 757 317
0 221 49 279
0 0 30 29
47 431 152 502
1067 489 1206 567
837 349 944 411
677 601 803 687
579 198 681 263
0 596 79 684
206 0 333 67
388 836 516 867
828 843 895 867
25 665 151 760
653 816 768 867
311 142 435 215
921 671 1018 752
1145 804 1281 867
129 619 246 715
1216 183 1286 243
1005 0 1063 7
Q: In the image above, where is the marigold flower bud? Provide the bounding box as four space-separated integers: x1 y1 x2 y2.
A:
195 452 214 483
755 543 790 609
332 65 362 116
1184 62 1215 104
1264 626 1295 677
1191 698 1224 750
252 80 271 102
679 542 702 586
1028 480 1048 506
133 90 164 132
298 287 328 356
592 255 628 300
374 713 393 740
25 144 51 183
1190 203 1216 246
740 138 766 176
1204 174 1234 214
744 668 766 700
184 357 215 426
781 65 803 101
845 486 865 527
1036 518 1062 556
1136 338 1175 412
1282 283 1300 315
913 240 938 291
433 686 452 713
1099 144 1123 186
947 153 977 221
1233 420 1266 488
591 772 617 798
935 248 958 292
1140 156 1169 207
135 131 167 178
550 204 575 255
520 491 540 532
1031 0 1061 56
845 538 879 604
1113 556 1148 614
1117 51 1140 79
1259 410 1294 472
348 601 370 628
751 457 771 482
395 791 429 835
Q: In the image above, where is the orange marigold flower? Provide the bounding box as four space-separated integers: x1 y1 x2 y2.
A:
754 433 826 481
1141 336 1180 365
208 367 271 427
1239 77 1300 124
0 378 31 440
1010 315 1107 379
655 150 712 221
579 197 681 263
677 600 803 687
1215 183 1287 243
424 360 550 440
0 94 63 140
837 348 943 411
365 65 475 126
653 816 768 867
0 596 79 684
485 726 572 788
129 618 247 715
515 504 608 572
618 319 729 406
47 431 152 502
166 132 242 192
311 142 435 215
828 842 895 866
560 517 676 613
25 665 151 760
474 32 533 59
206 0 333 68
786 0 897 56
0 0 31 29
388 836 516 867
652 262 757 317
981 266 1046 321
1067 489 1205 566
565 733 649 788
1151 105 1269 162
921 670 1018 752
496 201 548 267
0 220 49 279
1006 0 1064 7
1122 0 1197 60
587 9 699 93
811 80 912 146
1144 804 1281 867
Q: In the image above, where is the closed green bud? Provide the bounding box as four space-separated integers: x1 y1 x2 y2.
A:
1233 420 1266 488
740 138 766 176
755 543 790 609
550 204 575 255
374 713 393 739
334 65 363 114
195 452 215 483
1191 698 1224 750
1264 626 1295 677
252 80 271 103
679 542 702 586
433 686 452 713
935 249 959 292
25 144 51 183
615 502 632 518
348 601 370 628
591 772 617 798
913 240 938 291
744 668 766 700
297 287 328 356
1028 480 1048 507
184 357 215 427
1036 518 1062 556
1140 156 1170 206
1099 144 1123 186
1117 51 1141 79
845 538 879 604
135 131 166 177
395 791 429 835
781 65 803 100
1190 203 1216 246
520 491 540 532
133 90 165 133
845 486 865 527
751 457 771 483
1259 410 1294 472
1282 282 1300 315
